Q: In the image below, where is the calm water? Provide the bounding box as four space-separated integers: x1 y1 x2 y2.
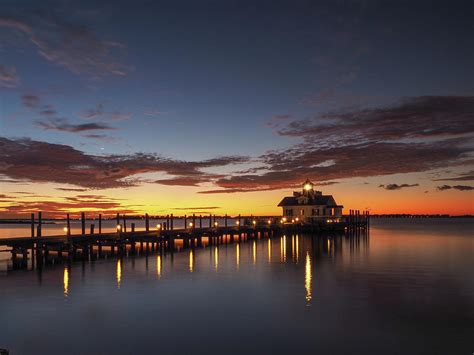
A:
0 218 473 355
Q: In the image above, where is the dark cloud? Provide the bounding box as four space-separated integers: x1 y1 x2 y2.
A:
379 183 419 191
39 109 57 117
0 14 129 77
434 171 474 182
210 140 471 192
316 181 339 186
79 103 131 121
437 185 474 191
0 137 248 189
274 96 474 143
0 64 19 88
172 206 220 210
21 94 41 108
36 118 115 132
55 187 89 192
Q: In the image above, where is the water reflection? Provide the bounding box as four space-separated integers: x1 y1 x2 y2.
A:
252 240 257 265
295 235 299 263
305 252 312 305
236 243 240 269
267 239 271 263
156 254 162 279
116 259 122 289
214 246 218 271
63 267 69 297
189 250 194 273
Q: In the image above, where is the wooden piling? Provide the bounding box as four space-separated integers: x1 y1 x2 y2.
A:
170 214 174 230
67 213 71 236
30 213 35 238
81 212 86 235
37 212 42 237
99 213 102 234
145 213 149 231
90 224 95 235
131 223 135 232
225 214 228 227
116 213 120 228
184 214 187 229
123 214 127 232
199 215 202 228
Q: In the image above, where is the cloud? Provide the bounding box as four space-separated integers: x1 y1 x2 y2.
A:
0 64 19 88
55 187 89 192
275 96 474 143
379 183 419 190
144 110 167 117
79 103 131 121
0 14 129 77
437 185 474 191
0 195 138 217
172 206 220 210
434 171 474 182
21 94 41 108
0 137 248 189
35 118 115 132
209 139 472 193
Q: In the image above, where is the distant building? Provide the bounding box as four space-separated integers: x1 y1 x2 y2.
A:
277 179 343 222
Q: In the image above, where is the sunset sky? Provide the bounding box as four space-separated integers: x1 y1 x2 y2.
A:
1 0 473 218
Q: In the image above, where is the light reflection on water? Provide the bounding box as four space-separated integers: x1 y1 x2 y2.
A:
304 251 312 305
63 267 69 297
0 218 473 355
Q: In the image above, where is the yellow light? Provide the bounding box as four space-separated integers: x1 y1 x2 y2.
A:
282 217 287 222
291 219 295 223
156 224 161 230
189 250 194 273
295 217 299 222
267 220 272 224
189 222 193 227
252 220 256 225
63 227 68 233
236 220 240 225
214 221 218 227
280 219 284 223
116 225 121 231
304 183 312 191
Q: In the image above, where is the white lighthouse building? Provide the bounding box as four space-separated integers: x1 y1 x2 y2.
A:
277 179 344 223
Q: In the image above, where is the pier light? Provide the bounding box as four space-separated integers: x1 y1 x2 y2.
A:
236 220 240 226
280 219 284 223
304 183 312 191
295 217 299 222
214 221 219 227
282 217 287 222
189 222 193 227
252 220 256 225
63 227 68 233
156 224 161 230
267 220 272 225
291 219 295 223
116 224 121 231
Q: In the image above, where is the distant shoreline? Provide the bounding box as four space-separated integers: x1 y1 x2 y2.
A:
0 214 473 224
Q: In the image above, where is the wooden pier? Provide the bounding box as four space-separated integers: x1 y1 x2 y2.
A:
0 211 369 270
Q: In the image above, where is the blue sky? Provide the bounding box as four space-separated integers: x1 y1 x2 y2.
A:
0 0 473 216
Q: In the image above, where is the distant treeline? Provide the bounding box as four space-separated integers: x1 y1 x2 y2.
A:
370 214 473 218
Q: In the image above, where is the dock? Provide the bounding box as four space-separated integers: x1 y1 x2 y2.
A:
0 210 369 270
